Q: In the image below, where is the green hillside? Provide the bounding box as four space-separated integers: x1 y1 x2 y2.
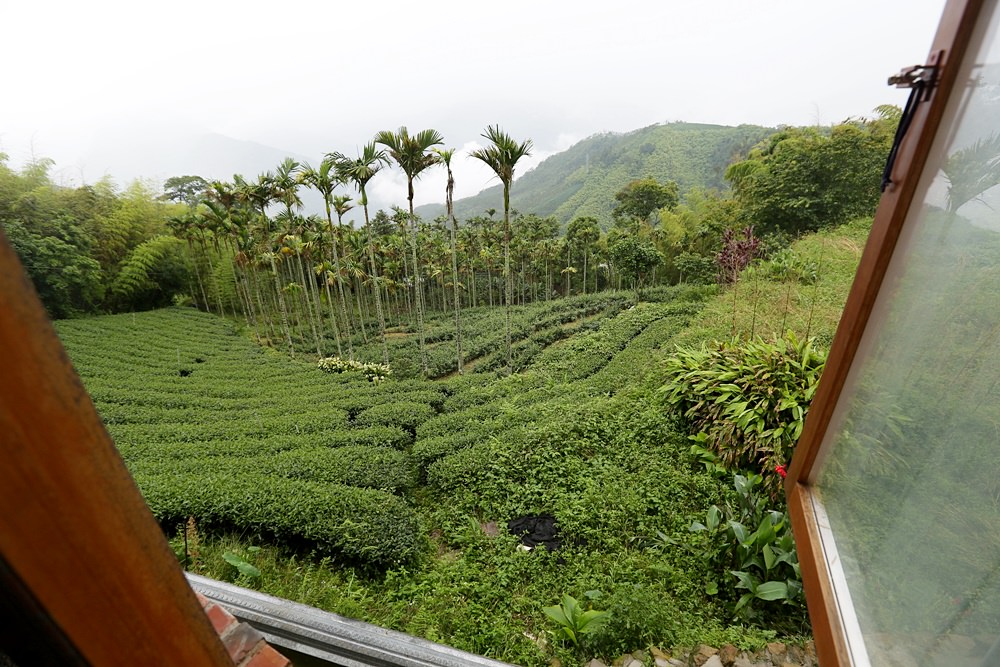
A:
50 217 870 663
417 122 775 225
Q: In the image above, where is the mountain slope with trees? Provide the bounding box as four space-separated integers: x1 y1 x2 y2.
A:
417 122 775 226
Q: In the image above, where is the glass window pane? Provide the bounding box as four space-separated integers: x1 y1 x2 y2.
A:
814 3 1000 665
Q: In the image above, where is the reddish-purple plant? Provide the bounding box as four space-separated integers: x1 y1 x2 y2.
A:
716 226 761 284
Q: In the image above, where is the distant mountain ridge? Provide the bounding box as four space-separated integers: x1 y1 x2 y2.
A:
417 122 776 226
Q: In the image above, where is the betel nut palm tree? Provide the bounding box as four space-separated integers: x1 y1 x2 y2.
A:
434 147 464 374
297 158 354 359
374 127 444 375
235 172 296 358
469 126 533 375
329 143 391 365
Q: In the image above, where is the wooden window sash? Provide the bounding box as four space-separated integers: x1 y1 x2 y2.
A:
784 1 987 665
0 228 235 666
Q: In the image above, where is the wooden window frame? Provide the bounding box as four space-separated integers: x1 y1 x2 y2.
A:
784 0 987 664
0 229 235 665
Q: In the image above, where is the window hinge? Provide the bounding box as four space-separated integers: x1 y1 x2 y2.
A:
881 51 944 191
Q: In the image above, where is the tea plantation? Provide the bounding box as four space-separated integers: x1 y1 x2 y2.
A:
54 222 865 665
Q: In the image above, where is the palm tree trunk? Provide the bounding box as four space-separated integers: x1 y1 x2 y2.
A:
240 266 262 343
250 269 275 341
201 242 227 317
269 255 294 358
470 261 478 309
361 205 389 365
191 245 209 311
323 271 342 357
327 213 354 360
297 255 323 357
407 202 427 374
486 263 493 308
502 190 513 375
353 276 369 343
232 262 254 334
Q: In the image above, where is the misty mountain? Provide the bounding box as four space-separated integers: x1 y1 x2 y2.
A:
81 128 315 185
416 122 775 226
78 128 327 214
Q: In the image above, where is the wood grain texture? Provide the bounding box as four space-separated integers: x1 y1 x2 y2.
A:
0 227 234 665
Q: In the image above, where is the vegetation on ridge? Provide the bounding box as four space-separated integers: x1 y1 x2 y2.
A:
10 108 893 665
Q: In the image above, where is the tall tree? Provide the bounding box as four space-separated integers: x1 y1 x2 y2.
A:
612 178 679 230
298 158 353 359
726 116 894 236
435 148 463 374
330 143 391 364
374 127 443 375
161 175 209 208
469 126 533 375
236 172 295 358
566 216 601 295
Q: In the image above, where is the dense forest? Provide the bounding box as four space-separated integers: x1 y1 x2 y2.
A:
3 111 898 665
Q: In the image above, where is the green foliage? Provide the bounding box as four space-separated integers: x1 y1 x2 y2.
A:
674 251 717 284
542 593 611 647
612 177 679 224
689 474 806 630
354 401 437 434
111 235 190 310
1 160 184 317
262 446 417 492
609 236 660 289
223 550 262 579
161 175 209 207
660 333 825 487
758 248 819 284
673 219 870 348
5 221 104 317
54 273 820 663
137 471 423 566
727 116 895 236
418 122 775 225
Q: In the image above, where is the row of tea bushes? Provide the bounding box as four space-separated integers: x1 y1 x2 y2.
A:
346 292 635 378
134 471 422 566
127 444 416 493
56 308 436 566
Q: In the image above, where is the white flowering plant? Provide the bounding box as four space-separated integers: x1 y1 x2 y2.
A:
317 356 392 384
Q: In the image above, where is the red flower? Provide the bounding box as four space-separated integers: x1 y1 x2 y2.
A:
775 464 787 479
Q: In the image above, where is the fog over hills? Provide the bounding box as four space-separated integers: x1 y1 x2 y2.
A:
57 120 776 227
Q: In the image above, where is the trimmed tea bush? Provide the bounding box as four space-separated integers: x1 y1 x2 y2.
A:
262 446 416 492
354 401 437 434
136 472 423 566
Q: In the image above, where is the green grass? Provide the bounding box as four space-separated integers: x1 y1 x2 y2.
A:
53 220 871 664
672 218 870 349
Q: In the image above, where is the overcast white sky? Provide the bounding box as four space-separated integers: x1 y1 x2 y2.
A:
1 0 946 210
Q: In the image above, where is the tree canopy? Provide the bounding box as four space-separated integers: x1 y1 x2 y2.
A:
612 177 679 224
725 113 896 236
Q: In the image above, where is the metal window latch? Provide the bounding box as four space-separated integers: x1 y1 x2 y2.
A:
881 51 944 191
889 64 935 87
888 51 942 99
